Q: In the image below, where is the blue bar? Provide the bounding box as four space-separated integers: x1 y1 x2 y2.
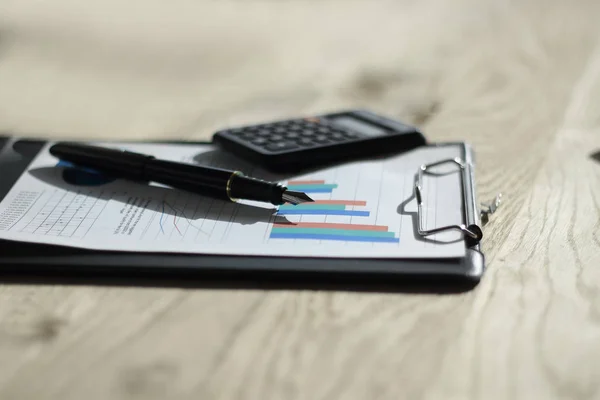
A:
270 232 399 243
286 184 338 192
276 209 370 216
291 187 336 193
271 227 395 238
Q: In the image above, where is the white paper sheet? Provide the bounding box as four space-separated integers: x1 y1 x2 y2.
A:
0 142 467 258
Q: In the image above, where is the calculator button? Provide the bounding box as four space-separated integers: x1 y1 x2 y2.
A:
256 130 271 137
301 130 315 136
285 132 299 139
265 142 299 152
314 135 329 143
317 127 331 134
274 127 287 134
251 138 268 146
268 134 284 142
296 138 314 146
330 132 345 141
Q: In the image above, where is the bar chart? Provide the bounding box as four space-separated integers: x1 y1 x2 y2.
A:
270 180 399 243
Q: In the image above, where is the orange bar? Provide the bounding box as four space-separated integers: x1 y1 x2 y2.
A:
312 200 367 206
273 222 388 231
287 180 326 185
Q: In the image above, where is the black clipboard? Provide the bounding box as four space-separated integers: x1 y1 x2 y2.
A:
0 136 487 290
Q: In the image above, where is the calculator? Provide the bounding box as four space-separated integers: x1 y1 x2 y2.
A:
212 109 426 171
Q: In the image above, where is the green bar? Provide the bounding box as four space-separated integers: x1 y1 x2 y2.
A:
271 227 396 238
279 204 346 210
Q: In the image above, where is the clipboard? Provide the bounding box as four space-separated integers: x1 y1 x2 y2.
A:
0 135 496 287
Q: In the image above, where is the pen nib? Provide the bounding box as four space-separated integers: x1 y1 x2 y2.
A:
282 190 314 205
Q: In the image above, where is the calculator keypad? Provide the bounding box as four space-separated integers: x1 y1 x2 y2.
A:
223 119 360 153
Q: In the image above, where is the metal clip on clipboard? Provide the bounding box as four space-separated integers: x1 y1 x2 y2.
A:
414 157 485 245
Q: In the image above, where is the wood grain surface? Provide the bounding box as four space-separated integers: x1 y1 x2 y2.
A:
1 0 600 399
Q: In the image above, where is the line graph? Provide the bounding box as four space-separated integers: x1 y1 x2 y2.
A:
173 212 182 235
155 199 208 237
159 201 165 233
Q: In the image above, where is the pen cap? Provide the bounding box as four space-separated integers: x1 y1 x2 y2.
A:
49 142 154 181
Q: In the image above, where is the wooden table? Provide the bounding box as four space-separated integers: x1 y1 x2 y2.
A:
1 1 599 398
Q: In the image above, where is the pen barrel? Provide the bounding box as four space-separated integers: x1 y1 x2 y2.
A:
144 159 233 200
145 160 284 204
49 142 285 204
50 142 153 181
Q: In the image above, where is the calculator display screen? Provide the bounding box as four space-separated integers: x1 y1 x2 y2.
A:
329 116 387 137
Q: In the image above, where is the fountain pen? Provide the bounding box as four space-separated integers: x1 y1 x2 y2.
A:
49 142 314 206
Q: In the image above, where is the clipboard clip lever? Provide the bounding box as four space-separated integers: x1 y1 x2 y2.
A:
414 157 484 243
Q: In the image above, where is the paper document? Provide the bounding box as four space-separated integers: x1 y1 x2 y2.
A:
0 142 467 258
